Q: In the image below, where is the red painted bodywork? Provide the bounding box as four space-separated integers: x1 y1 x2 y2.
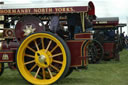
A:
103 42 115 59
74 33 92 39
15 16 45 42
0 33 91 67
0 51 15 62
66 33 91 67
0 41 19 62
2 41 19 50
67 40 85 67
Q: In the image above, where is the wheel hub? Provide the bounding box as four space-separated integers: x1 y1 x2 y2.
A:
39 55 46 63
35 49 52 68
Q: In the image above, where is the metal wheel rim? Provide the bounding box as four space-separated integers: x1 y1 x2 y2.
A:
17 33 67 85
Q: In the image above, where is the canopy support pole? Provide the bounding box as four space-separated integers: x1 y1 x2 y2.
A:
80 12 86 32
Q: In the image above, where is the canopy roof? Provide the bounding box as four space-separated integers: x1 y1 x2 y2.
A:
93 17 119 25
95 17 119 22
117 23 127 27
0 0 88 9
93 17 119 29
0 0 92 15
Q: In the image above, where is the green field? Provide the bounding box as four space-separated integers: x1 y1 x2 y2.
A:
0 49 128 85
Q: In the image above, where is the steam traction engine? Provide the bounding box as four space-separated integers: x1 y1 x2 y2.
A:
0 1 95 85
93 17 126 60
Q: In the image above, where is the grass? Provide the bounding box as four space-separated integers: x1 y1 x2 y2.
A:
0 49 128 85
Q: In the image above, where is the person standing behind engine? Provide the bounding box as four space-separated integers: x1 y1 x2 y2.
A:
84 17 93 32
49 14 60 33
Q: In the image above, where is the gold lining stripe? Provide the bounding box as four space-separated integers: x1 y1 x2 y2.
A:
74 33 92 39
0 52 14 53
93 25 115 28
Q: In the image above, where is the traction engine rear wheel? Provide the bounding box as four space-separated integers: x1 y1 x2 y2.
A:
16 32 71 85
0 63 4 76
88 40 104 63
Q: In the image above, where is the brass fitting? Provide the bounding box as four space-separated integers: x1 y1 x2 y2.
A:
0 42 2 50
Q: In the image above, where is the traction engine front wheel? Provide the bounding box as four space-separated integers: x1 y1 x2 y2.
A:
16 32 71 85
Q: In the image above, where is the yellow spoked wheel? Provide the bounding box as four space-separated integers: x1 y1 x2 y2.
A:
0 63 4 76
17 32 71 85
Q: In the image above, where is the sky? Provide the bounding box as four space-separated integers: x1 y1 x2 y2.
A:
1 0 128 35
93 0 128 35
